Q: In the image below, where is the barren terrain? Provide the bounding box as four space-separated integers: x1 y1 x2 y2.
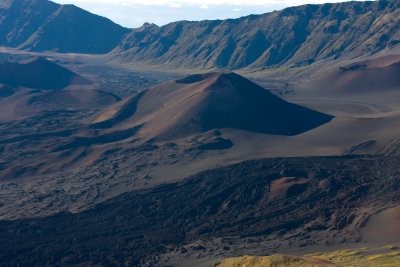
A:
0 1 400 264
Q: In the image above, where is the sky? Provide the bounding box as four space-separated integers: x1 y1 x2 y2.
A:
54 0 369 28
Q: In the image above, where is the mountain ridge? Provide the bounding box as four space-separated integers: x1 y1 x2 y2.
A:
0 0 130 53
1 0 399 69
114 0 400 69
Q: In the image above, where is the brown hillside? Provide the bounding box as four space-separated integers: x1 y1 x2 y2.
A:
94 72 333 140
318 58 400 94
0 57 91 90
114 0 400 69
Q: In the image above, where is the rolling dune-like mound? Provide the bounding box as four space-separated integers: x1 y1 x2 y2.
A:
318 58 400 94
0 83 15 98
94 72 333 140
268 177 310 202
0 88 120 121
27 89 121 108
361 205 400 244
0 57 91 90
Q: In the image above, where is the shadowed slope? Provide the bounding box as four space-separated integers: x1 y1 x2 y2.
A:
0 57 91 90
94 72 333 139
0 84 15 98
0 0 129 53
114 0 400 69
0 57 120 120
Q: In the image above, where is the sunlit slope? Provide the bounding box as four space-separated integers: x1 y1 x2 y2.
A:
217 247 400 267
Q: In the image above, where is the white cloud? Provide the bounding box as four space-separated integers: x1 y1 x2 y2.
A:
53 0 368 28
59 0 367 7
168 2 182 8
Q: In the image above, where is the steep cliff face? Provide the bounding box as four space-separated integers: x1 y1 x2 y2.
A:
0 0 129 53
114 0 400 69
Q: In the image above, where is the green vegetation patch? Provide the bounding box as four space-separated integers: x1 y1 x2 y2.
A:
217 245 400 267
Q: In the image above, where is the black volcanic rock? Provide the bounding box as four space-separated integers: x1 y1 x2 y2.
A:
114 0 400 69
1 156 399 266
94 72 333 139
0 0 129 53
0 57 91 90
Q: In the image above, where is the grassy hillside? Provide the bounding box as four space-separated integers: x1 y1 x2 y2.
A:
217 246 400 267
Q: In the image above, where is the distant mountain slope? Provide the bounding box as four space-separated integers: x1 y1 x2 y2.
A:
93 72 333 139
0 0 129 53
114 0 400 69
0 57 91 90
